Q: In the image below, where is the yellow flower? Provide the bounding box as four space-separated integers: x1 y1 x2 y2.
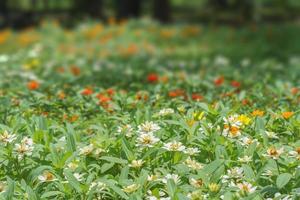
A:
238 115 251 125
208 183 220 192
251 110 264 117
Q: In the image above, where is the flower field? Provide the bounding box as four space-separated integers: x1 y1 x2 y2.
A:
0 20 300 200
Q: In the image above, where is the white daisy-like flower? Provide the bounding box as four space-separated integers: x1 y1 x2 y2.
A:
184 147 200 155
265 131 279 139
136 133 160 148
238 155 252 163
122 183 139 193
163 141 186 152
88 181 106 192
137 121 160 134
264 147 284 159
14 137 34 160
79 144 94 156
117 124 134 137
221 167 243 183
189 178 203 188
0 130 17 144
38 171 57 182
73 173 84 182
147 174 160 182
162 174 180 184
214 55 230 66
129 159 144 168
184 157 203 170
157 108 174 117
239 137 258 146
236 182 256 194
288 147 300 160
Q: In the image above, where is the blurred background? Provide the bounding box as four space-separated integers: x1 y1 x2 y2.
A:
1 0 300 28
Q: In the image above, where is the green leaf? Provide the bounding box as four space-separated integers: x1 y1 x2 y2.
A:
276 173 292 189
4 177 14 200
41 191 64 199
64 169 82 193
242 164 255 180
100 156 128 164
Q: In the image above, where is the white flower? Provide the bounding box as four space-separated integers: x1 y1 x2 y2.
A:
223 115 242 127
137 121 160 134
129 159 144 168
147 174 160 182
239 137 258 146
189 178 203 188
265 131 279 139
38 171 57 182
261 170 274 177
222 167 243 183
136 133 160 148
238 155 252 163
184 147 200 155
89 181 106 192
73 173 84 182
163 141 185 152
241 58 250 67
236 182 256 193
117 124 134 137
146 190 171 200
264 147 284 159
162 174 180 184
288 147 300 160
122 183 139 193
184 157 203 170
0 130 17 144
157 108 174 117
14 136 34 160
214 55 230 66
79 144 94 155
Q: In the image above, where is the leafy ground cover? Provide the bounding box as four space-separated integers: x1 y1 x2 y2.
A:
0 20 299 199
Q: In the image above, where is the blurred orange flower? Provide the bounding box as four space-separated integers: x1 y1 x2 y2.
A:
27 80 40 90
282 111 293 119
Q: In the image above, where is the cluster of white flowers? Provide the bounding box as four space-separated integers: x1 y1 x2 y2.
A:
136 121 160 148
156 108 174 117
14 137 34 160
0 130 17 145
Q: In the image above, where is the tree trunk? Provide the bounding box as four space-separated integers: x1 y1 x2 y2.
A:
153 0 171 23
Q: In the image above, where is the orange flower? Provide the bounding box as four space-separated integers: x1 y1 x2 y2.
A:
147 73 159 83
96 94 111 104
58 91 66 99
214 76 224 86
70 66 81 76
291 87 298 95
191 93 203 101
81 88 93 96
168 89 185 98
252 110 264 117
231 80 241 88
106 88 115 96
27 80 40 90
282 111 294 119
